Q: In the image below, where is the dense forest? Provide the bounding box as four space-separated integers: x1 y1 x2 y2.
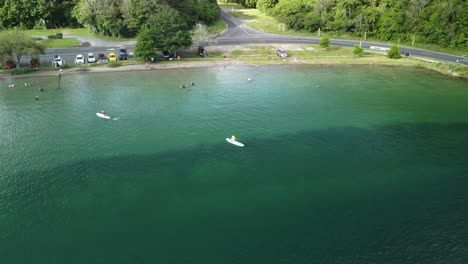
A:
225 0 467 49
0 0 219 37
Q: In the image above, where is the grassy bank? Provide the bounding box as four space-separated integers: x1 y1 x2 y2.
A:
223 7 468 58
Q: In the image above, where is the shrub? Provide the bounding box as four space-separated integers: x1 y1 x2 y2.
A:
387 45 401 59
47 35 57 39
108 61 123 68
320 36 330 48
10 68 37 75
353 45 364 57
56 33 63 39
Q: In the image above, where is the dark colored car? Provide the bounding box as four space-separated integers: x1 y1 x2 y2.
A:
5 60 16 69
118 49 128 60
198 47 206 57
97 53 109 64
30 58 40 68
162 51 172 60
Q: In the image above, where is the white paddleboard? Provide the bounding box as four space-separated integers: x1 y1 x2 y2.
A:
226 138 244 147
96 113 111 120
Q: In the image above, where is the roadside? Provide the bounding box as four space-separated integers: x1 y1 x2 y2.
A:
2 44 467 79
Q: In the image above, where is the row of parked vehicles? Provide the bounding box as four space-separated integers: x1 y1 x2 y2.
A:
52 49 129 67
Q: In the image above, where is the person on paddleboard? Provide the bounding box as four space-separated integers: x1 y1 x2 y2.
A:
101 110 106 115
231 135 236 142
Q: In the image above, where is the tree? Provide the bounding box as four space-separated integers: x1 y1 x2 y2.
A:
0 32 45 69
192 23 217 49
135 5 192 58
387 45 401 59
353 45 364 57
134 28 156 60
257 0 278 13
319 36 330 48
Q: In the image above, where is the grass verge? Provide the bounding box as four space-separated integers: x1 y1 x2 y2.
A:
225 8 468 57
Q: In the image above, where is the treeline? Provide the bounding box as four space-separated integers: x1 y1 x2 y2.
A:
0 0 220 37
224 0 467 49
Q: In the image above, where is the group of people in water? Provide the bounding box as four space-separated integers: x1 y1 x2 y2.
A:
7 82 45 100
180 81 195 89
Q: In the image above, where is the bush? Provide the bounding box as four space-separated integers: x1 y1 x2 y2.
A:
108 61 123 68
387 45 401 59
61 64 71 69
353 45 364 57
56 33 63 39
10 68 37 75
80 41 91 47
47 35 57 39
320 36 330 48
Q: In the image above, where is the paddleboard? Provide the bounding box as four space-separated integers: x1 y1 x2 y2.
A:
96 113 111 120
226 138 244 147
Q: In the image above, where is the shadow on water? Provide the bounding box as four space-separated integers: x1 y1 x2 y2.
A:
1 122 468 264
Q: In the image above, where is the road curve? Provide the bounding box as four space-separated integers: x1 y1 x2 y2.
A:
217 9 463 64
38 9 463 66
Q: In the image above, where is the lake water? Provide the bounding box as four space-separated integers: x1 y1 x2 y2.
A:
1 65 468 263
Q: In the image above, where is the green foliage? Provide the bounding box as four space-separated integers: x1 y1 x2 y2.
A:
135 6 192 58
319 36 330 48
264 0 468 49
71 0 219 37
135 30 156 60
108 61 123 68
353 45 364 57
47 33 63 39
272 0 313 30
257 0 278 13
387 45 401 59
0 32 45 69
244 0 258 8
0 0 78 29
10 68 38 75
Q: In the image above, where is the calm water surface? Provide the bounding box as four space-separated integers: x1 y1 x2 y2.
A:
1 65 468 263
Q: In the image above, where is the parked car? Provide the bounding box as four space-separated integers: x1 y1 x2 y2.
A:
162 51 172 60
5 60 16 69
52 55 64 67
118 49 128 60
87 53 96 63
97 53 109 64
109 52 117 61
30 58 40 68
197 47 206 57
277 48 288 59
75 54 85 64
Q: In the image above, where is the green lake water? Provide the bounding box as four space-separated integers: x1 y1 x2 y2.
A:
1 65 467 263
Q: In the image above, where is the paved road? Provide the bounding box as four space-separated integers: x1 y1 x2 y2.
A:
34 9 463 67
217 9 464 64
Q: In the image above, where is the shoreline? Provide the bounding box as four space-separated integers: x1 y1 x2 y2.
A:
1 46 467 79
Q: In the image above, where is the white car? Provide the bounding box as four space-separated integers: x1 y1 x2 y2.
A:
87 53 96 63
75 54 85 64
52 55 64 67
